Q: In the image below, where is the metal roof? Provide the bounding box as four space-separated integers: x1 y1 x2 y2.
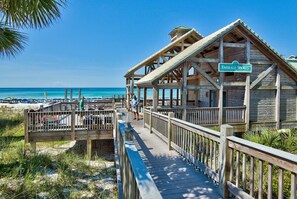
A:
137 19 297 86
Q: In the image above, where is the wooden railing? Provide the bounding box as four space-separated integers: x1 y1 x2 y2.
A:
223 106 245 124
24 109 114 138
226 136 297 199
157 106 246 125
114 116 162 199
187 107 219 125
39 100 115 112
143 109 297 198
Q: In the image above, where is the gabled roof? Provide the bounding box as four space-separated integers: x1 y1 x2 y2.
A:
137 19 297 86
287 58 297 71
124 29 203 78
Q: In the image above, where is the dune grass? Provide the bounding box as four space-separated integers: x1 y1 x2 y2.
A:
0 107 117 198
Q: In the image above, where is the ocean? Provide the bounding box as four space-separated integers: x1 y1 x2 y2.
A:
0 88 126 100
0 88 176 100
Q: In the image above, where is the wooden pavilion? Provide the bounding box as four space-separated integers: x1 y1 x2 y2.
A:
125 19 297 131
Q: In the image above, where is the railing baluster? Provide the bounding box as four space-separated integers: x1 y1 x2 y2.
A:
278 168 284 199
250 156 254 197
291 172 296 199
268 163 273 199
259 160 263 199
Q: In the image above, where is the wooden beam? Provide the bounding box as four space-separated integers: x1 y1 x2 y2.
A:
275 66 280 129
164 53 176 57
190 57 220 63
245 38 251 131
191 62 220 90
176 43 191 47
214 42 246 48
218 39 224 126
223 82 246 87
187 85 215 90
250 64 276 89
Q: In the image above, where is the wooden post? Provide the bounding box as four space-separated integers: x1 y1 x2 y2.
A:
31 142 36 153
137 87 141 113
149 108 153 134
71 109 75 140
218 39 224 126
170 89 173 108
276 66 281 129
24 109 29 144
87 138 92 160
144 87 147 107
64 88 67 101
78 88 81 100
126 86 130 109
167 112 174 150
245 38 251 131
219 124 234 198
176 89 179 106
182 63 188 121
153 84 158 111
131 76 135 94
70 88 73 101
162 89 165 106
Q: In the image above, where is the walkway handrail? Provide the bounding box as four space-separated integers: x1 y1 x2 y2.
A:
24 109 114 143
143 108 297 198
226 136 297 199
115 117 162 199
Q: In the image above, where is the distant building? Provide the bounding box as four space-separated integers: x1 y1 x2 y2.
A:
287 55 297 71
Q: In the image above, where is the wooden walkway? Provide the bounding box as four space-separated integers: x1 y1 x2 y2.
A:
128 115 222 199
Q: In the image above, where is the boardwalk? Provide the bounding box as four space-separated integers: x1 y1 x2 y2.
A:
128 115 222 199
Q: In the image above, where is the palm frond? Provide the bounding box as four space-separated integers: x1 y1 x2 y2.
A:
0 26 27 57
0 0 66 29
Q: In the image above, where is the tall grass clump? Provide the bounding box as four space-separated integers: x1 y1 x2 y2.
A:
242 128 297 198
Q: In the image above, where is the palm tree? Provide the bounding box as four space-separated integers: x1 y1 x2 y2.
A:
0 0 66 57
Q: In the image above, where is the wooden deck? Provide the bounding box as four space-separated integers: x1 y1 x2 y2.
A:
128 114 222 199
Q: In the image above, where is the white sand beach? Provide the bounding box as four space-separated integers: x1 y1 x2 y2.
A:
0 103 49 111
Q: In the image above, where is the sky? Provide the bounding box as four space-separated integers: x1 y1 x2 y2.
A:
0 0 296 88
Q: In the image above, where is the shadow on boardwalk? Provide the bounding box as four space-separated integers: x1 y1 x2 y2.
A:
129 119 222 199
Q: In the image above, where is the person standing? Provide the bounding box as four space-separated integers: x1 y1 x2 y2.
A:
79 96 85 111
79 96 85 123
131 96 139 120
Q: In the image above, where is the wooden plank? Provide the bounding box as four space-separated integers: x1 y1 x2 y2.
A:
291 173 296 199
191 62 220 90
250 64 276 89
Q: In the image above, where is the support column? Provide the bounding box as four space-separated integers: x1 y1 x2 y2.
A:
245 38 251 131
170 89 173 108
162 89 165 106
218 39 224 126
176 89 179 106
276 66 280 129
182 63 188 121
143 87 147 107
153 84 158 111
87 138 92 160
137 87 141 112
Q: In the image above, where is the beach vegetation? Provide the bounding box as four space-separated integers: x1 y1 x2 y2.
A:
0 0 66 57
0 107 117 198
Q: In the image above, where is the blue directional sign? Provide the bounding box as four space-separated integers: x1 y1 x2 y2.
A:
218 60 252 73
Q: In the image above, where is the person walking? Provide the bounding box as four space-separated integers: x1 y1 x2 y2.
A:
131 96 139 120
